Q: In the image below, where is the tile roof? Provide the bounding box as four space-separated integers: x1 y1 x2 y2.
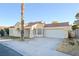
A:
27 21 42 26
44 22 69 27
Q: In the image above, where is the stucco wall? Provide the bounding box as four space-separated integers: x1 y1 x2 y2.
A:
9 28 30 37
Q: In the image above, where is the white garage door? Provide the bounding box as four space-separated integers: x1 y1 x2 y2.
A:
45 29 68 38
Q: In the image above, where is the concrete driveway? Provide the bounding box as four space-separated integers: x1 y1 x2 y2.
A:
0 38 70 56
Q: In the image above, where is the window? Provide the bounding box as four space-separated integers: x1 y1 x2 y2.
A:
37 29 42 35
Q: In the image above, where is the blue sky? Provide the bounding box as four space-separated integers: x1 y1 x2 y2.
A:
0 3 79 26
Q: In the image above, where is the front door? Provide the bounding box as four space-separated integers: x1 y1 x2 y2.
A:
33 29 44 37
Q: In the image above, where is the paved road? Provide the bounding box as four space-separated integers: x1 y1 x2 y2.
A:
0 44 22 56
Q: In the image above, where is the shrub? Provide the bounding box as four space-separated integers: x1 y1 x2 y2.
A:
0 29 5 37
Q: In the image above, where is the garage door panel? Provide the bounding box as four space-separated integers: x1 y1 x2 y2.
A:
45 30 68 38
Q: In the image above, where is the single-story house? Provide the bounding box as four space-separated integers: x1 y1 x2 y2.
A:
9 21 72 38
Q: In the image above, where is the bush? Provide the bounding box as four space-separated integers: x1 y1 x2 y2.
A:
0 29 5 37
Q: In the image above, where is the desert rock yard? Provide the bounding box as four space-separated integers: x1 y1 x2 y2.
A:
57 38 79 56
0 38 69 56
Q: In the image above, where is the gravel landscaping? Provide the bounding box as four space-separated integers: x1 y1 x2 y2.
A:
57 38 79 56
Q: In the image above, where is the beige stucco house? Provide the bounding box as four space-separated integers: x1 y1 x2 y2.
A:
9 21 72 38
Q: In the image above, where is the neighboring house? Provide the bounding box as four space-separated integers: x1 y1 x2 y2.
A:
0 26 9 30
9 21 71 38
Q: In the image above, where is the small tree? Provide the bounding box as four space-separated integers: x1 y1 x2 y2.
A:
75 13 79 20
52 21 59 24
72 12 79 30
